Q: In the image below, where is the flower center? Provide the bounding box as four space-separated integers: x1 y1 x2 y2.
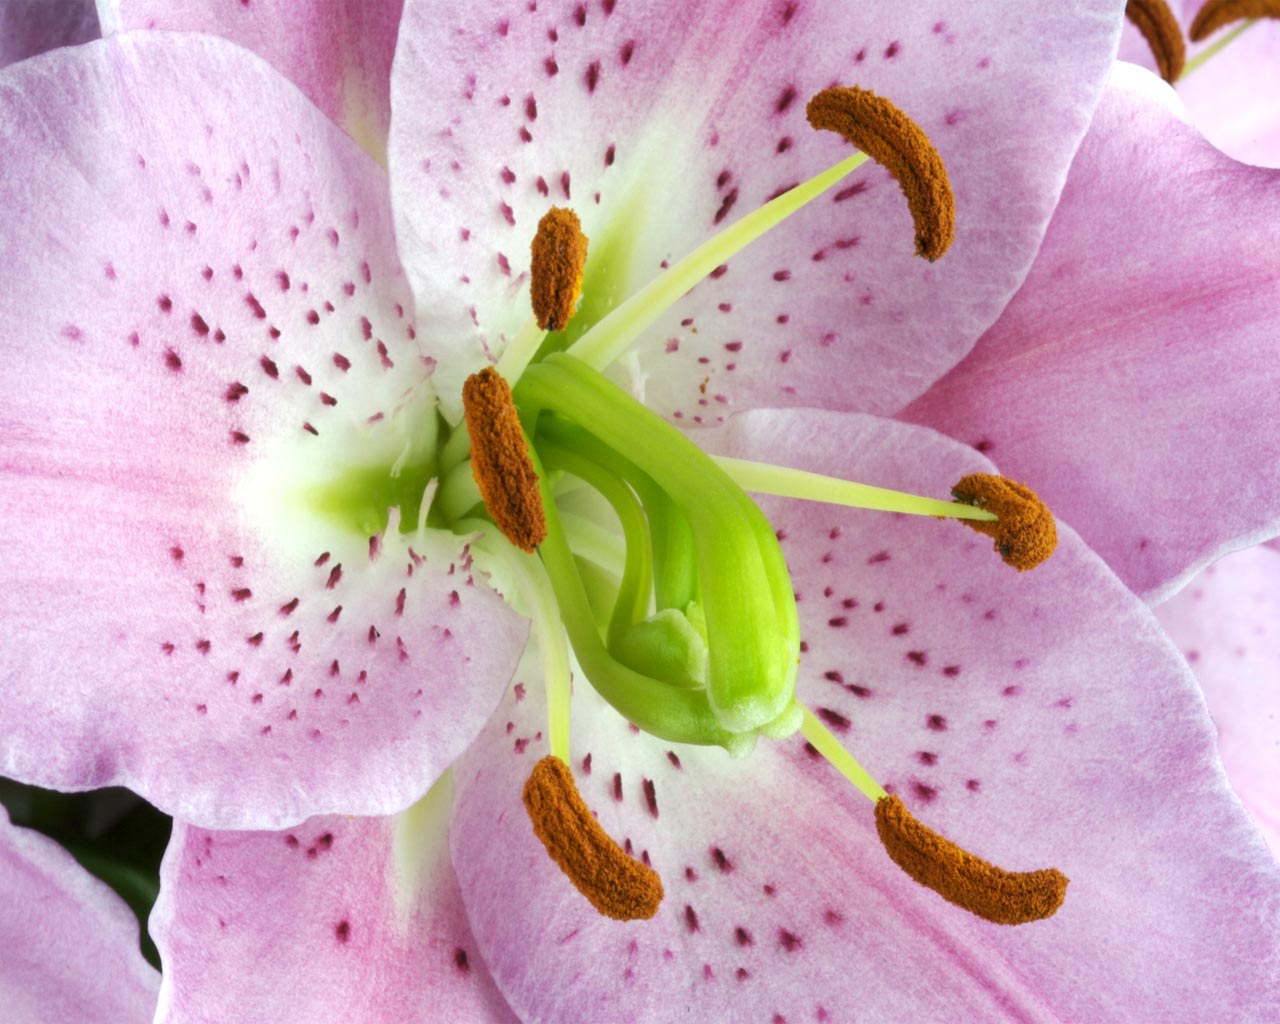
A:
439 86 1065 929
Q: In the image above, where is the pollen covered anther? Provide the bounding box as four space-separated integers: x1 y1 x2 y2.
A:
875 795 1068 926
1125 0 1186 82
530 206 589 331
462 367 546 552
951 473 1056 572
806 86 955 261
523 755 664 921
1189 0 1280 40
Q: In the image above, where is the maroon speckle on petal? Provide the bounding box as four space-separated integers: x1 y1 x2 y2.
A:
585 60 601 92
735 925 753 946
778 929 802 952
611 772 623 801
710 846 734 873
684 905 700 933
775 84 797 114
926 714 947 731
642 778 659 818
245 293 266 318
816 707 850 733
619 39 635 65
714 188 739 226
906 650 927 667
911 781 938 803
335 920 351 943
455 947 470 972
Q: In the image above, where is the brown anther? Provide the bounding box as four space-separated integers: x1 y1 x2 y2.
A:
875 795 1068 926
1126 0 1186 82
523 755 664 921
951 473 1057 572
530 206 589 331
461 367 546 553
1190 0 1280 41
806 86 955 261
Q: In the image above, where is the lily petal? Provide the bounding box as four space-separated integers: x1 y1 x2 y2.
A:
453 410 1280 1023
901 63 1280 603
1119 3 1280 166
98 0 402 162
0 804 158 1022
0 0 98 68
150 780 517 1023
0 35 527 829
1155 544 1280 852
390 0 1124 422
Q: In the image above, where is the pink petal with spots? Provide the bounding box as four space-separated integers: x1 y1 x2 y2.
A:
1155 544 1280 853
99 0 402 162
390 0 1124 423
0 805 159 1022
901 64 1280 603
0 0 98 67
151 785 517 1024
0 36 527 829
452 410 1280 1023
1118 4 1280 167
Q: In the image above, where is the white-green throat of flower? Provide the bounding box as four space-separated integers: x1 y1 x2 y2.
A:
436 87 1065 928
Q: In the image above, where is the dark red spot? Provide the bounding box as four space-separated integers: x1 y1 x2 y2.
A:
619 39 635 65
816 707 850 732
305 310 321 325
190 313 209 336
684 905 700 933
604 143 616 167
735 925 753 946
332 353 351 372
230 430 251 445
231 587 252 602
775 84 797 114
867 550 890 564
543 57 558 77
335 920 351 943
612 772 623 801
781 1 798 25
911 781 938 803
926 714 947 731
585 60 601 93
713 188 740 226
966 779 982 792
942 665 961 678
164 348 183 372
710 846 733 873
574 3 587 24
245 293 266 318
778 929 802 952
642 778 659 818
560 171 571 199
891 622 910 636
834 181 869 202
280 597 299 616
885 40 901 58
260 355 279 379
247 632 263 646
916 751 938 766
772 269 792 282
454 947 470 972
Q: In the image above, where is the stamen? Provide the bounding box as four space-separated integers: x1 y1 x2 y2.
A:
1190 0 1277 40
874 795 1068 925
461 367 546 553
523 755 664 921
715 456 998 523
806 86 955 261
950 474 1056 572
1126 0 1187 82
530 206 589 332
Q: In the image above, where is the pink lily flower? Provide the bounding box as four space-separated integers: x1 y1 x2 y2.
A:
2 2 1278 1021
0 805 158 1022
1119 0 1280 165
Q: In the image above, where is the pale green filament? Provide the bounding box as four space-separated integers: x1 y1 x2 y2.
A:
800 707 886 802
715 457 998 522
559 511 626 577
1184 19 1256 77
567 151 870 371
496 314 549 383
460 519 572 763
